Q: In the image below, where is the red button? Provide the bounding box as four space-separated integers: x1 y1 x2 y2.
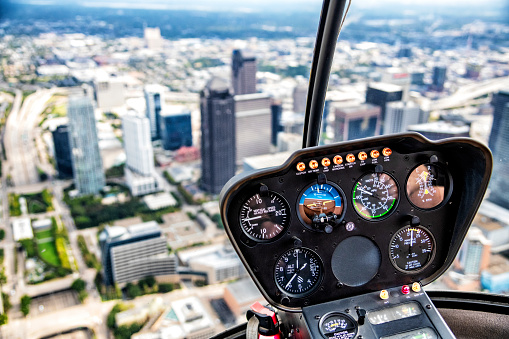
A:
401 285 410 295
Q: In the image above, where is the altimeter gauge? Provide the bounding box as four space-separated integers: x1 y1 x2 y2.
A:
390 226 435 273
274 247 322 297
239 191 290 242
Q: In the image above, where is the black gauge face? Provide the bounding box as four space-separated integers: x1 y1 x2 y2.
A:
319 313 357 339
298 183 345 225
353 172 399 220
274 248 322 297
406 164 450 210
239 192 290 242
390 226 435 272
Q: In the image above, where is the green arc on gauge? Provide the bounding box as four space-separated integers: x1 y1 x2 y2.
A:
353 182 397 219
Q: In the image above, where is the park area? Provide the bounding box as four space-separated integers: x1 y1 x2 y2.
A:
9 189 54 216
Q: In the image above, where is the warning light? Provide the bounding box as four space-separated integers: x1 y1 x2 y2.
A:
333 155 343 165
412 282 421 293
296 162 306 172
380 290 389 300
401 285 410 295
370 150 380 158
322 158 331 167
382 148 392 157
309 160 319 169
346 154 356 163
358 152 368 161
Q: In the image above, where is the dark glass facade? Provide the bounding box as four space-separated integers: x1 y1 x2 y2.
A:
52 125 73 178
160 112 193 151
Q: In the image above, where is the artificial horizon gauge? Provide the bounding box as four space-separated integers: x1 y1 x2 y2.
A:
406 163 451 210
319 313 358 339
274 247 322 297
239 191 290 242
390 226 435 272
353 172 399 220
298 183 346 227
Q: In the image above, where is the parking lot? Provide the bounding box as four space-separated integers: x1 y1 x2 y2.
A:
31 289 80 316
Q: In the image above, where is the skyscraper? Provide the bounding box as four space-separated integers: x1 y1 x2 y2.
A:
200 78 236 195
456 227 491 275
365 83 403 132
144 84 165 140
52 125 73 178
271 101 283 146
94 76 125 111
293 84 308 113
231 49 257 96
334 104 381 141
99 222 177 285
488 98 509 209
384 101 427 134
488 90 509 154
159 107 193 151
432 66 447 92
122 114 158 196
67 96 105 195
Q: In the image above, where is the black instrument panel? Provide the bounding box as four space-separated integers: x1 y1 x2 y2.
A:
220 133 492 311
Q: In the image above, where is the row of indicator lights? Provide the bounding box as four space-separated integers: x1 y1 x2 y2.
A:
379 282 421 300
296 148 392 172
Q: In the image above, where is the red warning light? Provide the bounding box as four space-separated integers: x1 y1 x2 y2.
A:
346 154 356 163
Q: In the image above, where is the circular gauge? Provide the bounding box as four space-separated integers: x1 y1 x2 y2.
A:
274 247 322 297
298 183 346 227
319 313 358 339
390 226 435 273
406 163 451 210
353 172 399 220
239 192 290 242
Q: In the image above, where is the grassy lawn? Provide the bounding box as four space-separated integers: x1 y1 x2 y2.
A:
37 240 60 267
34 229 52 240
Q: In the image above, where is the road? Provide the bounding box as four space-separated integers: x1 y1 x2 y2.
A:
431 76 509 111
4 89 56 187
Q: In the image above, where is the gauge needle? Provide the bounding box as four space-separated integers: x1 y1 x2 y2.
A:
285 263 307 289
357 188 373 196
242 216 262 222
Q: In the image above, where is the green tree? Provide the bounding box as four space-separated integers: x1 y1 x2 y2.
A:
71 278 86 293
126 283 142 299
20 295 31 316
0 229 5 240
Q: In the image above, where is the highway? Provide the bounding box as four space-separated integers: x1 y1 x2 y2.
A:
431 76 509 111
4 89 56 187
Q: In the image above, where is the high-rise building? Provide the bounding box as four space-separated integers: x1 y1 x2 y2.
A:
488 90 509 154
407 121 470 140
432 66 447 92
271 101 283 146
144 84 165 140
380 69 411 101
159 107 193 151
67 96 105 195
99 222 177 286
293 84 308 113
200 78 236 195
235 93 272 164
334 104 381 142
122 114 158 196
365 83 403 130
466 61 482 79
231 49 257 96
397 46 412 58
488 99 509 209
52 125 73 178
384 101 428 134
144 27 163 50
94 76 125 111
456 227 491 275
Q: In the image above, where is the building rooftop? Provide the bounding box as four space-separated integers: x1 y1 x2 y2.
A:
225 278 262 306
234 93 270 101
160 105 191 117
12 218 33 241
100 221 162 242
142 192 178 211
368 82 403 92
243 152 292 171
479 200 509 225
336 103 380 115
407 121 470 134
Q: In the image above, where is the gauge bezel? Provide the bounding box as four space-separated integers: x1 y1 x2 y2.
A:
274 247 324 298
389 225 436 274
296 181 347 231
318 312 358 339
352 171 400 221
238 190 291 243
405 162 453 211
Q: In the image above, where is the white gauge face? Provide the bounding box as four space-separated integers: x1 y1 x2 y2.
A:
239 192 289 242
353 172 399 220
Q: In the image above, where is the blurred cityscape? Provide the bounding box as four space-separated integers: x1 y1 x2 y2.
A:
0 1 508 338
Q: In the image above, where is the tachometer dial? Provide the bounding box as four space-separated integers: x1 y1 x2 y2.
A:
406 164 451 210
320 313 358 339
390 226 435 272
298 183 346 226
353 172 399 220
274 247 322 297
239 192 290 242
